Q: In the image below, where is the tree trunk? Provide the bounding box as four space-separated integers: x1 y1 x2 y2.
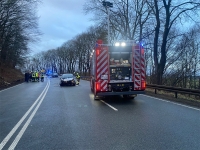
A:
153 0 160 84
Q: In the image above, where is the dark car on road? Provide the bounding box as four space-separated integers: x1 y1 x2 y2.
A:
60 73 76 86
52 72 58 77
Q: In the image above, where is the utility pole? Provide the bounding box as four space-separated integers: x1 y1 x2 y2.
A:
102 1 113 44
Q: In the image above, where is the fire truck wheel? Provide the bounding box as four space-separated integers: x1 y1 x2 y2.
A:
123 95 135 99
129 96 135 100
123 95 128 99
130 95 137 99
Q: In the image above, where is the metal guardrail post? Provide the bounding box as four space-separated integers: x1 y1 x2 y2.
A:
146 84 200 100
175 92 177 98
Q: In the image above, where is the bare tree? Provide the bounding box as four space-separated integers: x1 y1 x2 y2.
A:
84 0 151 42
161 25 200 89
147 0 200 84
0 0 40 67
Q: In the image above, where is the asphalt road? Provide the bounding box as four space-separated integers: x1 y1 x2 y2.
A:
0 77 200 150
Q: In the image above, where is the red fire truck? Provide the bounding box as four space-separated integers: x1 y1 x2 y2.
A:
90 40 146 100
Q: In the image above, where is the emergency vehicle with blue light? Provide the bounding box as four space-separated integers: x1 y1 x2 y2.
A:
90 39 146 100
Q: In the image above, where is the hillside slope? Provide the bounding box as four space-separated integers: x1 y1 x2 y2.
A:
0 64 24 90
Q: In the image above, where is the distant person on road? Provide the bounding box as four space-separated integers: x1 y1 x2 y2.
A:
32 72 35 82
29 71 32 82
41 73 44 82
35 71 39 82
25 71 29 82
75 72 80 85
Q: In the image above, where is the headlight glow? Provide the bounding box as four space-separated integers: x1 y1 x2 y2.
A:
115 42 120 46
121 42 126 46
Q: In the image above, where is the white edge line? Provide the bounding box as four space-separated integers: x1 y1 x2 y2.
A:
0 81 50 150
8 81 50 150
0 83 24 92
142 94 200 111
101 100 118 111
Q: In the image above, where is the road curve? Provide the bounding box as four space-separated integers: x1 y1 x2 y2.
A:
0 77 199 150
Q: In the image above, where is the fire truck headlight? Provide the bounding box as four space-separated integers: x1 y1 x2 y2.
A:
121 42 126 46
115 42 120 46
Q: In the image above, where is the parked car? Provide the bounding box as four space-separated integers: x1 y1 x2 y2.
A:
52 72 58 77
60 73 76 86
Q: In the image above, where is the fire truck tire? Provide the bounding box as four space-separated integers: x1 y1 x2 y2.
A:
123 95 135 99
123 95 128 99
130 96 135 100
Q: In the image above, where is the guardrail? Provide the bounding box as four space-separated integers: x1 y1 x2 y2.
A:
81 76 90 81
146 84 200 99
81 76 200 99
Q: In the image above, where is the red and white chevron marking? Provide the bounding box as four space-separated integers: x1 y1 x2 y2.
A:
96 48 108 91
141 48 145 81
132 45 142 90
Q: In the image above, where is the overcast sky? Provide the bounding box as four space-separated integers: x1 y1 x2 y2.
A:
30 0 94 55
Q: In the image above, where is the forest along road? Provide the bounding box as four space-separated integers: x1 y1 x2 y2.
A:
0 77 200 150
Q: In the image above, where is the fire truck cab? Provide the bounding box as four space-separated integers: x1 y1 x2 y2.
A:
90 40 146 100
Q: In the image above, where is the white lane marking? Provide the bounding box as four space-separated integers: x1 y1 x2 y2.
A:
0 83 23 92
8 81 50 150
142 94 200 111
101 100 118 111
0 80 50 150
